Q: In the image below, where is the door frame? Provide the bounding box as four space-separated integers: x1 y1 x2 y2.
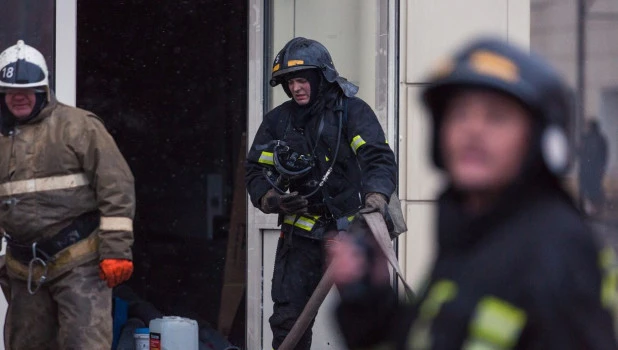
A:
55 0 77 106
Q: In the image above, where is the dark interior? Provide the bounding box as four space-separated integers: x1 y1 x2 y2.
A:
76 1 248 347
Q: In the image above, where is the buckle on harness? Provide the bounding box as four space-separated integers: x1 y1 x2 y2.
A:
27 242 48 295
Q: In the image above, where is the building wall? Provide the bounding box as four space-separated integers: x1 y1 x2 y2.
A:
397 0 531 290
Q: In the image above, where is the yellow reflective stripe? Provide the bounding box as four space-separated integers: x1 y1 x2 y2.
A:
600 246 616 268
100 217 134 232
325 155 330 162
470 50 519 83
350 135 367 154
462 340 495 350
273 63 280 72
347 215 355 222
466 296 526 349
419 280 458 319
258 151 274 165
283 215 319 231
599 247 618 309
0 173 89 197
294 217 316 231
287 59 304 67
408 279 458 349
283 215 295 226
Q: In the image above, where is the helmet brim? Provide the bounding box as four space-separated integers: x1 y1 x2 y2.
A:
269 65 318 87
422 70 538 119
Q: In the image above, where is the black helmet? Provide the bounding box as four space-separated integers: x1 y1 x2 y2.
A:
270 37 359 98
422 37 574 175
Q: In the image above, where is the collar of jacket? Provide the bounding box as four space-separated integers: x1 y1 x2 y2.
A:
436 178 572 253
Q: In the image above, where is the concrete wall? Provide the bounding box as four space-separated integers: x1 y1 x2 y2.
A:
397 0 531 291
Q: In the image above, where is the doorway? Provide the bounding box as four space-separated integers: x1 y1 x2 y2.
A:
76 1 248 347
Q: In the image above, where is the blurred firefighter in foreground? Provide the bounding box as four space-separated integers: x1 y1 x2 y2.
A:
331 37 618 349
245 37 401 349
0 40 135 349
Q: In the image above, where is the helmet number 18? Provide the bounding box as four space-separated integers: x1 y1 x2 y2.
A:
1 67 14 79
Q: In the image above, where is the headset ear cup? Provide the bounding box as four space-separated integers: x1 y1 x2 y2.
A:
541 125 570 175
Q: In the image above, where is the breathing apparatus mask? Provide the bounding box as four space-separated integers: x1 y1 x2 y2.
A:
261 97 345 199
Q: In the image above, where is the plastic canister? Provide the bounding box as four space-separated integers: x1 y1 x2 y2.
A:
134 328 149 349
149 316 198 350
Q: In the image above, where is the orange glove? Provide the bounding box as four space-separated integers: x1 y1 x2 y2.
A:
99 259 133 288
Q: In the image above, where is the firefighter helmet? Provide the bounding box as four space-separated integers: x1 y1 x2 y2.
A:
422 37 573 175
270 37 359 98
0 40 50 101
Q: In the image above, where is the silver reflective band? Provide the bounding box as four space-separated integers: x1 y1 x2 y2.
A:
350 135 367 154
0 173 89 197
259 151 274 165
283 215 320 231
100 217 134 232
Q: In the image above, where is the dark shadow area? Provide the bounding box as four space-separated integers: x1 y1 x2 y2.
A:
0 0 55 88
76 1 247 347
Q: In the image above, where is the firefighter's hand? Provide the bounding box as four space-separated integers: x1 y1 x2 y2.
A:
328 233 368 286
329 230 391 288
360 193 388 216
260 189 308 214
99 259 133 288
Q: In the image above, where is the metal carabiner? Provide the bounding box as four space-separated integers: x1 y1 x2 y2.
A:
27 242 48 295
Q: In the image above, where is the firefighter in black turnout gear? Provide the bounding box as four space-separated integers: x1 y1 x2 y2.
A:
332 38 618 349
245 37 397 350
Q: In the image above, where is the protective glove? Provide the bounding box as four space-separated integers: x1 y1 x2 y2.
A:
260 189 308 214
359 193 388 216
99 259 133 288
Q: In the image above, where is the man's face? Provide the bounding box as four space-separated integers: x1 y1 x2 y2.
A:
4 89 37 119
441 89 532 193
288 77 311 106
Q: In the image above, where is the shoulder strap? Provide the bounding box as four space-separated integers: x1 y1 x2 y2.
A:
342 98 349 138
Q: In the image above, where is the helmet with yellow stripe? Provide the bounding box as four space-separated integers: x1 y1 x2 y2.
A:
270 37 358 98
422 37 574 176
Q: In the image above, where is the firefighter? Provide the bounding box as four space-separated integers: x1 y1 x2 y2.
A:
332 37 618 349
245 37 398 350
0 40 135 349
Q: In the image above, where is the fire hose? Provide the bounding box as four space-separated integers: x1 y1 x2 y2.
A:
278 212 413 350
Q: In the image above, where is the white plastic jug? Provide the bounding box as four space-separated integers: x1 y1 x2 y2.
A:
134 327 149 349
149 316 199 350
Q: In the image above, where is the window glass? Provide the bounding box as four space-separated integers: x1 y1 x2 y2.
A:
0 0 55 89
532 0 618 240
76 2 248 348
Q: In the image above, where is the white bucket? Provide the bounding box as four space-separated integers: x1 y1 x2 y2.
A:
134 327 149 349
149 316 199 350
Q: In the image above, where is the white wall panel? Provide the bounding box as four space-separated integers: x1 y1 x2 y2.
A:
406 0 509 84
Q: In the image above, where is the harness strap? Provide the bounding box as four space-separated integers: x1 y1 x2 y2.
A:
6 211 99 264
